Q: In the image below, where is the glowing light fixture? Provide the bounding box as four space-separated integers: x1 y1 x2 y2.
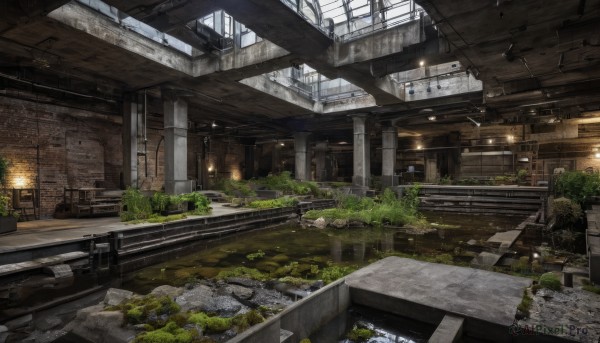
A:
14 177 25 188
595 152 600 159
211 121 217 128
488 139 493 144
417 145 423 150
428 115 436 121
419 60 425 67
208 165 214 172
467 116 481 127
280 142 285 147
507 135 514 142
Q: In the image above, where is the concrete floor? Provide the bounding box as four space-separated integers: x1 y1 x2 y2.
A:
0 204 250 253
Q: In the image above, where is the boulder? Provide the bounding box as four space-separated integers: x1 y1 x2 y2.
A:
103 288 134 307
150 285 183 298
313 217 327 229
331 219 348 229
221 284 253 300
4 314 32 331
249 288 293 308
64 304 136 343
34 316 63 332
175 285 213 312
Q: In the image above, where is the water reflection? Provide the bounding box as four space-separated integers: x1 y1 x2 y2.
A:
123 212 526 294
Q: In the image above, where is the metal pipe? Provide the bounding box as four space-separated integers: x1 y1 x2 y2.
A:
0 71 116 103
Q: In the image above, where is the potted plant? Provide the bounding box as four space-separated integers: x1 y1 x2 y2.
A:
0 156 18 233
0 194 18 234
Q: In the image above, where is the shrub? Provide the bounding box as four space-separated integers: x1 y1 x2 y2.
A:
180 192 211 215
552 197 582 229
121 188 153 221
555 171 600 206
539 272 562 291
319 265 357 284
134 322 193 343
213 178 256 197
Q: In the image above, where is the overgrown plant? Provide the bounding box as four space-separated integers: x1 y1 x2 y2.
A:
0 155 8 186
213 178 256 197
304 186 424 228
255 171 320 196
180 192 211 215
120 188 153 221
555 170 600 206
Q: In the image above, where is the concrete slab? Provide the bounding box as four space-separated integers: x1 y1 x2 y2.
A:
487 230 523 246
346 257 532 328
471 252 503 267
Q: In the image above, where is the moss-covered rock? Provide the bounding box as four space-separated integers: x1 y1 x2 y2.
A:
134 322 194 343
188 312 232 333
347 327 375 342
539 272 562 291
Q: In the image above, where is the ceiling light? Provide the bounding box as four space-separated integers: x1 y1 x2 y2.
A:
409 89 415 95
280 142 285 146
595 152 600 159
437 84 441 90
419 60 425 67
427 86 431 92
417 145 423 150
488 139 493 144
507 135 514 142
428 115 436 121
518 157 529 163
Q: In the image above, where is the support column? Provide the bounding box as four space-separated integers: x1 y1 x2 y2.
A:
352 114 370 187
122 94 138 188
381 124 398 188
315 141 329 182
294 132 311 181
163 92 189 195
242 138 256 180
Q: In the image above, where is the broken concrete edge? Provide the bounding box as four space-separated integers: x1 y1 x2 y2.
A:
228 278 349 343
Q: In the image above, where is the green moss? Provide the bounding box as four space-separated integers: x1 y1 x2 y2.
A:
113 294 181 326
539 272 562 291
134 322 193 343
278 276 312 286
582 284 600 294
188 312 232 333
232 310 265 332
146 213 187 223
347 327 375 342
215 267 269 281
247 197 298 209
299 339 312 343
246 250 266 261
517 288 533 317
127 307 144 324
319 265 357 284
511 256 530 273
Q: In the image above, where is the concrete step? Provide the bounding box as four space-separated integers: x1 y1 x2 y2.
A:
280 329 293 343
0 251 88 277
428 314 464 343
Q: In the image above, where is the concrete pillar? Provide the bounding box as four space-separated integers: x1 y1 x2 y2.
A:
315 141 329 182
294 132 311 181
122 94 138 188
381 125 398 188
163 93 189 195
244 146 254 180
352 114 370 187
272 142 281 174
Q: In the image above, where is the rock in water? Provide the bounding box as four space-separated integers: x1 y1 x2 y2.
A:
313 217 327 229
103 288 134 307
64 305 136 343
331 219 348 229
150 285 183 298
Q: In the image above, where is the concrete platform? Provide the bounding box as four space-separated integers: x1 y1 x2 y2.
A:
346 257 532 340
0 203 249 254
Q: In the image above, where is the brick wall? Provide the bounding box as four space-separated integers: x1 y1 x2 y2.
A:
0 96 124 217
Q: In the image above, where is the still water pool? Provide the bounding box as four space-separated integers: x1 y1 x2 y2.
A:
122 212 526 294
